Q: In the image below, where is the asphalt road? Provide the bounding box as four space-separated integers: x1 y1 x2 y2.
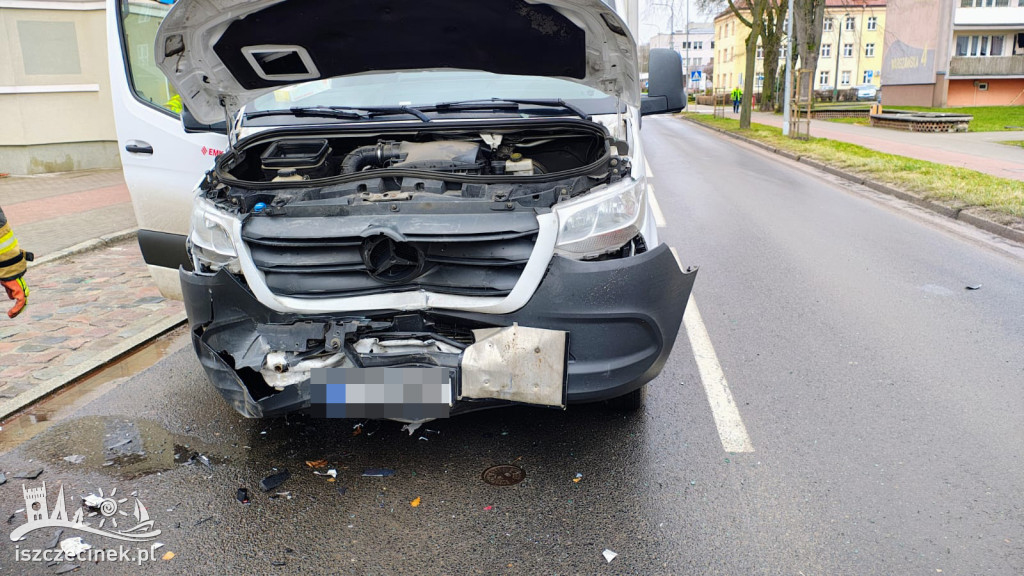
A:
1 115 1023 575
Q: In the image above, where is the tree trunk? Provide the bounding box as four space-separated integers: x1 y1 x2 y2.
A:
792 0 826 103
759 0 788 112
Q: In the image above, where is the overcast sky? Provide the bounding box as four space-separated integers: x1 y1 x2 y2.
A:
638 0 719 44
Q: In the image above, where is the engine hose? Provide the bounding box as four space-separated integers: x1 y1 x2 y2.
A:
341 142 403 173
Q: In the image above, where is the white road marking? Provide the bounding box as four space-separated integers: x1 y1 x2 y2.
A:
648 185 667 228
646 163 654 179
671 248 755 453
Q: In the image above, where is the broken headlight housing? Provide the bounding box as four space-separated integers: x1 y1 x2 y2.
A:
553 176 645 259
190 196 241 274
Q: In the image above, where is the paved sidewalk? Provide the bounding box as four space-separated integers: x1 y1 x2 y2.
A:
0 169 137 257
0 170 186 420
689 104 1024 182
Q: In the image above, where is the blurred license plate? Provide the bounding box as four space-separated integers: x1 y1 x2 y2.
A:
310 367 453 419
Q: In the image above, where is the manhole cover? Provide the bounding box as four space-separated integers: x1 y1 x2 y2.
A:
482 464 526 486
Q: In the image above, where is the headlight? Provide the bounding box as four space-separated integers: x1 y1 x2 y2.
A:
190 196 241 274
553 177 645 259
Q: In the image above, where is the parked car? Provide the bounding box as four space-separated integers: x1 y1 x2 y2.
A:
856 84 879 101
109 0 697 420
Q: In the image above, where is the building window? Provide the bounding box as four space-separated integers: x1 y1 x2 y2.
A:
962 0 1009 6
844 16 855 31
843 43 853 57
865 43 875 57
823 18 833 32
862 70 873 83
819 70 830 87
867 16 877 30
821 43 832 57
695 41 703 50
958 34 1004 56
711 40 715 49
841 71 851 85
756 45 764 59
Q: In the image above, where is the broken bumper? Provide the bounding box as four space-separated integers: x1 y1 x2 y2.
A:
180 243 696 418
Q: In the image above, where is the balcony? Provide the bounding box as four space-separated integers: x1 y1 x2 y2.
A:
949 55 1024 76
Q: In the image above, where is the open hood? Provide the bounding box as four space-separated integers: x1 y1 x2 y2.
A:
155 0 640 124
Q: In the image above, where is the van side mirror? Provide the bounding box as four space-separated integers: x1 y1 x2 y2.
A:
641 49 687 116
182 106 228 134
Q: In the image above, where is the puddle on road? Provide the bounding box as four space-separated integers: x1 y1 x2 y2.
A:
0 328 187 455
27 415 237 480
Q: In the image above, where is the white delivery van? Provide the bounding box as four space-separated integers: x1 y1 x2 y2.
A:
108 0 696 420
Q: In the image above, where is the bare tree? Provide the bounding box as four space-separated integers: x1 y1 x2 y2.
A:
759 0 788 111
722 0 769 128
696 0 776 126
791 0 827 101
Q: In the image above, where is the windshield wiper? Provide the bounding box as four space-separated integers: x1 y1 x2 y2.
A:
244 105 430 122
434 98 590 121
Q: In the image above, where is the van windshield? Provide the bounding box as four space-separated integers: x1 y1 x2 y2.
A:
248 71 617 114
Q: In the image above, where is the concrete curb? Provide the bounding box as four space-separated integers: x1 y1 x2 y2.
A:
678 116 1024 246
0 312 186 421
29 228 139 268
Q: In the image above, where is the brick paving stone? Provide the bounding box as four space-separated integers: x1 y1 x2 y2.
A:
31 367 63 381
0 238 184 395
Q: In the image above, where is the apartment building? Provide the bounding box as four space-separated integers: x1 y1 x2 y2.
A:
714 0 886 95
882 0 1023 106
650 23 715 70
948 0 1024 105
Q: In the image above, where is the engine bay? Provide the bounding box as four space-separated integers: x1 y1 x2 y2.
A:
206 120 629 214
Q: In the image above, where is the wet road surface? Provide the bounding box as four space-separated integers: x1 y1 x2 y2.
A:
1 116 1023 575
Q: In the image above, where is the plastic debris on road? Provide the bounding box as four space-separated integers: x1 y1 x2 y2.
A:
410 497 421 507
573 473 583 483
0 472 6 486
60 537 91 556
82 494 104 509
363 468 396 477
260 469 291 492
305 459 328 468
401 421 424 435
484 506 493 511
602 549 618 563
54 564 79 575
46 529 63 549
236 488 250 504
336 486 348 496
162 551 175 561
63 455 85 464
966 284 982 290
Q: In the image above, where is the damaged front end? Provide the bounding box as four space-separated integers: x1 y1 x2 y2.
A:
180 118 696 419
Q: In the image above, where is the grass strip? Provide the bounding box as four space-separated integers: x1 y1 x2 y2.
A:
682 113 1024 218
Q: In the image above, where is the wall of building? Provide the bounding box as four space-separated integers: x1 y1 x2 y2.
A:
0 3 119 174
714 1 886 98
947 77 1024 105
816 5 887 90
881 83 939 106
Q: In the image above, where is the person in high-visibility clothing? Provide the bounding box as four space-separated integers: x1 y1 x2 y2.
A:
0 206 33 318
731 86 743 114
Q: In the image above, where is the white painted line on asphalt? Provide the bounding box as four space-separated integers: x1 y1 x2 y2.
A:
646 163 654 179
648 185 667 228
671 249 755 453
